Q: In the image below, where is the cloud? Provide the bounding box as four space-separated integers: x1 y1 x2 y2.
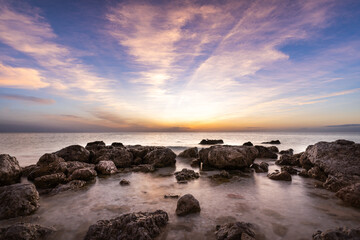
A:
0 93 55 104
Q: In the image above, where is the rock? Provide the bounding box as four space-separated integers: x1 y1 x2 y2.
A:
0 154 21 186
21 164 37 177
259 162 269 172
176 194 201 216
335 183 360 208
199 139 224 145
323 175 351 192
190 159 200 168
275 153 302 166
178 147 199 158
279 149 294 155
312 226 360 240
144 148 176 168
0 183 39 220
69 168 97 181
267 171 292 181
55 145 90 162
84 210 169 240
62 161 95 175
37 153 64 167
251 162 269 173
85 141 106 151
215 222 256 240
119 179 130 186
0 223 55 240
281 166 298 175
267 146 279 153
243 142 253 146
174 168 200 182
50 180 87 195
95 161 117 175
308 166 327 182
132 164 156 173
298 169 309 178
211 170 232 179
27 154 65 180
33 172 66 189
262 140 281 144
92 147 133 167
111 142 124 148
255 146 277 159
199 145 258 169
164 194 179 199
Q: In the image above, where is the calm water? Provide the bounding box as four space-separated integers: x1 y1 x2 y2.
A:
0 132 360 240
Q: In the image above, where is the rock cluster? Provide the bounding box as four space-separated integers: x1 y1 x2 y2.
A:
0 223 55 240
312 227 360 240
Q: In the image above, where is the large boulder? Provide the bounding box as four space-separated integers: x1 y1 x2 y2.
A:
0 154 21 186
144 148 176 168
95 161 117 175
215 222 256 240
28 154 65 180
199 145 258 169
312 227 360 240
84 210 168 240
255 146 277 159
176 194 201 216
55 145 90 162
178 147 198 158
0 223 55 240
0 183 39 220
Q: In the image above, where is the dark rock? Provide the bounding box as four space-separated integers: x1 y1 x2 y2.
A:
211 170 232 179
119 179 130 186
37 153 64 167
111 142 124 148
0 154 21 186
127 146 156 159
85 141 106 151
176 194 201 216
69 168 97 181
275 153 302 166
50 180 86 195
84 210 168 240
33 172 66 189
0 183 39 220
164 194 179 199
251 162 269 173
267 146 279 153
335 183 360 208
132 164 156 173
255 146 277 159
62 161 95 175
259 162 269 172
199 139 224 145
174 168 199 182
199 145 258 169
298 169 309 178
281 166 298 175
95 161 117 175
92 147 133 167
178 147 198 158
21 164 37 177
55 145 90 162
312 226 360 240
144 148 176 168
27 154 65 180
323 175 351 192
262 140 281 144
190 159 200 168
267 171 292 181
215 222 256 240
308 166 327 182
279 149 294 155
243 142 253 146
0 223 55 240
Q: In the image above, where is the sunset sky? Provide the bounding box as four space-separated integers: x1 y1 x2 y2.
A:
0 0 359 132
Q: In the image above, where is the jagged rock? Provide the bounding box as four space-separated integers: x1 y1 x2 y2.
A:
251 162 269 173
200 139 224 145
312 226 360 240
144 148 176 168
69 168 97 181
95 161 117 175
27 154 65 180
55 145 90 162
267 146 279 153
176 194 201 216
335 183 360 208
84 210 169 240
50 180 86 195
119 179 130 186
0 223 55 240
92 147 133 167
199 145 258 169
279 149 294 155
281 166 298 175
33 172 66 189
178 147 198 158
174 168 199 182
255 146 277 159
275 153 302 166
0 154 21 186
243 142 253 146
164 194 179 199
323 175 351 192
0 183 39 220
308 166 327 182
111 142 124 148
62 161 95 175
267 171 292 181
215 222 256 240
262 140 281 144
132 164 156 173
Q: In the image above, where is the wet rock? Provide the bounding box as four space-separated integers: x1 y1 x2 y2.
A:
37 153 64 167
255 145 277 159
84 210 169 240
211 170 232 179
262 140 281 144
144 148 176 168
33 172 66 189
199 145 258 169
251 162 269 173
174 168 200 182
0 183 39 220
279 149 294 155
275 153 302 166
267 146 279 153
85 141 106 152
132 164 156 173
323 175 351 192
92 147 133 167
95 161 117 175
21 164 37 177
63 161 95 175
312 226 360 240
308 166 327 182
69 168 97 181
215 222 256 240
298 169 309 178
55 145 90 162
0 222 55 240
178 147 199 158
243 142 253 146
0 154 21 186
190 159 200 168
200 139 224 145
176 194 201 216
111 142 124 148
281 166 298 175
259 162 269 172
119 179 130 186
335 183 360 208
164 194 179 199
50 180 86 195
27 154 65 180
267 171 292 181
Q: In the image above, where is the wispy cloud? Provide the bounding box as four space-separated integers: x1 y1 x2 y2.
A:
0 93 55 104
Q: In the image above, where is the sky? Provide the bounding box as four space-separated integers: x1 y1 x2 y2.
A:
0 0 360 132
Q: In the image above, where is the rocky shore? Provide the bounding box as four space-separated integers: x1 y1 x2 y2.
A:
0 139 359 239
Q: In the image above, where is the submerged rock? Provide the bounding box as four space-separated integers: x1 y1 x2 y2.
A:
84 210 169 240
164 194 179 199
215 222 256 240
200 139 224 145
95 161 117 175
262 140 281 144
312 226 360 240
178 147 199 158
0 223 55 240
174 168 200 182
0 154 21 186
0 183 39 220
132 164 155 173
267 171 292 181
210 170 232 179
255 146 277 159
119 179 130 186
176 194 201 216
50 180 86 195
55 145 90 162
